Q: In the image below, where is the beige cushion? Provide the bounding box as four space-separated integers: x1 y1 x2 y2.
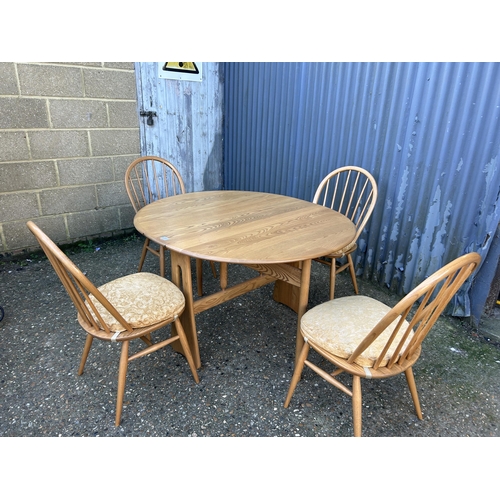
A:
330 240 356 257
301 295 413 367
89 272 185 332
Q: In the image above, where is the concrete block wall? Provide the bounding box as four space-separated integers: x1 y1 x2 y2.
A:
0 62 141 257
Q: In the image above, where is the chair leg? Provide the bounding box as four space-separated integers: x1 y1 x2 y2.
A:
284 341 310 407
77 335 93 376
138 238 149 272
329 258 336 300
352 375 362 437
115 340 130 427
404 367 423 420
347 253 358 294
139 334 153 346
173 317 200 384
210 261 218 278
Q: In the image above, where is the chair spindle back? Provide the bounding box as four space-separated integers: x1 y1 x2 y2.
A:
349 252 481 370
125 156 186 212
313 166 378 241
27 221 131 334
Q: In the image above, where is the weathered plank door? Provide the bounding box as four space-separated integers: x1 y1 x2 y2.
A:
134 62 224 193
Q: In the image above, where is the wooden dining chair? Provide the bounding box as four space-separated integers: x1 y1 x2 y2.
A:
125 155 221 295
27 221 200 427
313 166 378 299
284 252 481 436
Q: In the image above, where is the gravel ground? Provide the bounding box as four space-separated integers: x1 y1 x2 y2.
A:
1 231 498 494
1 232 499 439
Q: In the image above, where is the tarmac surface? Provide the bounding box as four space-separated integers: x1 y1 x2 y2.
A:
1 231 499 438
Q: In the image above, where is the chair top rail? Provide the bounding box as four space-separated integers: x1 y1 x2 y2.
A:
125 156 186 211
313 166 378 241
346 252 481 370
26 221 133 334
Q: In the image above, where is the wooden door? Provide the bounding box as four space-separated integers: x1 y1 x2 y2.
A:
134 62 224 193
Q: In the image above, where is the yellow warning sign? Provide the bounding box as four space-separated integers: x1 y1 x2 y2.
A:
162 62 199 74
159 62 203 82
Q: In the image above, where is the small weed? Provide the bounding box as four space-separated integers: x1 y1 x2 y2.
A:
77 240 95 253
124 233 140 242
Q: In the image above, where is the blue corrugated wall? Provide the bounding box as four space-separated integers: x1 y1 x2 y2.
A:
223 62 500 320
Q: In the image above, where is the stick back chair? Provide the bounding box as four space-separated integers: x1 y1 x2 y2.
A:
284 252 481 436
27 221 199 427
125 155 221 295
313 166 378 299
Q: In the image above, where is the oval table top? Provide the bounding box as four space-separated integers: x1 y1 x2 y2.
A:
134 190 356 265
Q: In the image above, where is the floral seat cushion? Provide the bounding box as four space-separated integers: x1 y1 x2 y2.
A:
301 295 413 367
89 272 185 332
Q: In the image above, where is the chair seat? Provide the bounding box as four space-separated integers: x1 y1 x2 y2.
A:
329 240 356 257
90 272 185 332
300 295 413 367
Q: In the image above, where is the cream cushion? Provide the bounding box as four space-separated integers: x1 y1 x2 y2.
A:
301 295 413 367
330 240 356 257
89 272 185 332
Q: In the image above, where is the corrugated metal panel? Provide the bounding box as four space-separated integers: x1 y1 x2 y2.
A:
223 62 500 317
135 62 224 193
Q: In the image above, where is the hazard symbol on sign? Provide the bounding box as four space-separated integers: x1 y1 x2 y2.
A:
158 62 203 82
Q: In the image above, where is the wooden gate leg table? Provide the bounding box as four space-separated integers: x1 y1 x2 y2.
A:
134 190 356 368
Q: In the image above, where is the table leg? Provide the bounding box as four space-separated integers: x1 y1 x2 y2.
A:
170 250 201 369
271 259 312 366
294 259 311 366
